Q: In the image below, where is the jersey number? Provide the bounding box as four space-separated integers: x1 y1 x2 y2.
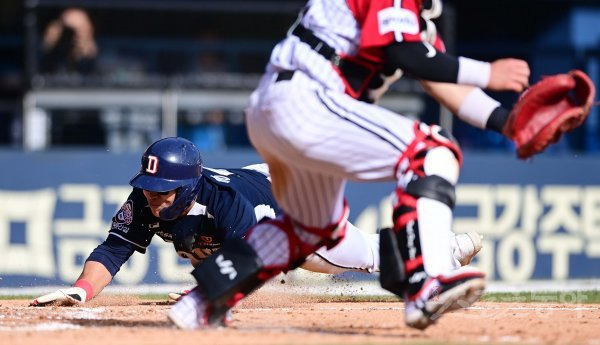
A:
254 204 276 221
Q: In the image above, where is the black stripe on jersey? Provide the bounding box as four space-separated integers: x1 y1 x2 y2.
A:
316 90 408 151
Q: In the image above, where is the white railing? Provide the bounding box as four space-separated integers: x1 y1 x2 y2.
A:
23 88 423 151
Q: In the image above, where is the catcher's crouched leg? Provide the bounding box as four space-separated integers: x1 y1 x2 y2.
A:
381 124 463 296
169 214 348 329
381 124 485 329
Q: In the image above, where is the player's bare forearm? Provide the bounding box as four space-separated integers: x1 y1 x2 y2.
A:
77 260 113 299
419 80 507 131
419 80 475 114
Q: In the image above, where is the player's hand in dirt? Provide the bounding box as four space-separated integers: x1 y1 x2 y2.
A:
30 287 87 306
487 58 530 93
167 289 190 302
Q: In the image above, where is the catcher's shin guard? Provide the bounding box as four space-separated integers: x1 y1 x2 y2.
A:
382 124 461 297
379 227 406 295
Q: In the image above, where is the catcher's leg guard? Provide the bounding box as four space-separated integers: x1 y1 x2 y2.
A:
170 210 348 329
382 124 485 330
381 124 462 296
379 227 406 295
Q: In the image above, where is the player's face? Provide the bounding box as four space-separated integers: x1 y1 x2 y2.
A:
142 189 177 218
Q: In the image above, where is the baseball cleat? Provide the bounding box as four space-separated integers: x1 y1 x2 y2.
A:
454 231 483 266
404 266 485 330
168 287 232 329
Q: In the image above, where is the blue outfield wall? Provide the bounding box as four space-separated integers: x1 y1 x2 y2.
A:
0 150 599 287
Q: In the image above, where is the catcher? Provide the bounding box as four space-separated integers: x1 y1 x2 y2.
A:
30 137 483 306
167 0 596 331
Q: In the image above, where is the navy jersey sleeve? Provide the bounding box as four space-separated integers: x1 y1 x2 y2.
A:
200 166 280 241
108 188 156 253
215 191 258 240
86 235 136 276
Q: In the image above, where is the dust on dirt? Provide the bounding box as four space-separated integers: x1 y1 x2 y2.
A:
1 292 598 345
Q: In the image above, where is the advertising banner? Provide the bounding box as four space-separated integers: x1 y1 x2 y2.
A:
0 151 598 286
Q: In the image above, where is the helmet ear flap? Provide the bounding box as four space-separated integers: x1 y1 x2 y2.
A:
158 178 202 221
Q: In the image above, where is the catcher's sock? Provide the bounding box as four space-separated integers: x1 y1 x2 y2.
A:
485 106 510 134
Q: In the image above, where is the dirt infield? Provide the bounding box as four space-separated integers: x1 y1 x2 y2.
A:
1 292 598 345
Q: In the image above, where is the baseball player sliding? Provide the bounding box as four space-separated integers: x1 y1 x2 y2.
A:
168 0 594 331
31 137 482 306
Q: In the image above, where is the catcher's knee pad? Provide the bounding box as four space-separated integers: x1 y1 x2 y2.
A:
247 208 349 273
396 123 462 181
393 124 461 231
191 238 264 323
394 123 461 218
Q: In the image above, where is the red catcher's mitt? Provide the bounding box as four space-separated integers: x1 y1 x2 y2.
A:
503 70 596 159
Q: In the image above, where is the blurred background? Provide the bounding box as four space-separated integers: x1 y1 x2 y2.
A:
0 0 599 291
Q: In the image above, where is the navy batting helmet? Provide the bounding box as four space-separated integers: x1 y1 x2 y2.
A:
130 137 203 221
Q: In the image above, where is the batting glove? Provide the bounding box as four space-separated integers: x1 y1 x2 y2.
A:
167 289 191 302
30 287 87 307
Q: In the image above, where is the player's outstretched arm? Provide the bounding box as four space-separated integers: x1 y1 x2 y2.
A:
419 80 505 131
419 81 474 115
421 69 596 159
30 235 135 306
30 261 113 306
383 42 530 93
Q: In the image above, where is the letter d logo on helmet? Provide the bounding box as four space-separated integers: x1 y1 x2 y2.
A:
146 155 159 174
130 137 203 221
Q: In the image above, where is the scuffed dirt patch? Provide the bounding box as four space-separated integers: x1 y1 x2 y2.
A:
0 292 598 345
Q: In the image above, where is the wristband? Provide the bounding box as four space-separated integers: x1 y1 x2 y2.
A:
485 106 510 134
457 57 491 88
74 279 94 301
457 88 500 129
